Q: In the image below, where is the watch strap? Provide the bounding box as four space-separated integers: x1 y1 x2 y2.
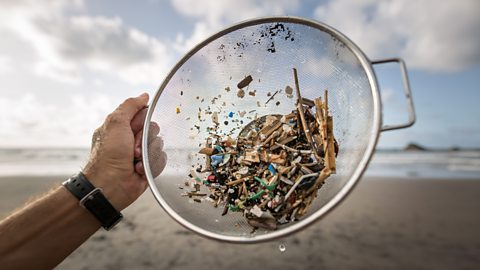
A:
63 172 123 230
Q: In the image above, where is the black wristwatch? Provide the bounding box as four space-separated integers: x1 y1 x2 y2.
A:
62 172 123 230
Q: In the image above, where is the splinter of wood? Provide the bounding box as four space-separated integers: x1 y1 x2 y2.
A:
293 68 321 161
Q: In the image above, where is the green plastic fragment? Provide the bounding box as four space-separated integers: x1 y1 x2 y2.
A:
265 183 277 191
248 189 265 201
254 176 277 191
254 176 267 186
228 204 240 211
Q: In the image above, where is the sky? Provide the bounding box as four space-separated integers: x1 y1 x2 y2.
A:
0 0 479 149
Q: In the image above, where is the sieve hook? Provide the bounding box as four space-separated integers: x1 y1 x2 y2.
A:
372 58 416 132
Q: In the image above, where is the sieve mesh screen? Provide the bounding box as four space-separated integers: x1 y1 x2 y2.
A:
146 19 376 240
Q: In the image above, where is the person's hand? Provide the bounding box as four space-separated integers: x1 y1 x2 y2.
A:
83 93 167 211
132 109 166 180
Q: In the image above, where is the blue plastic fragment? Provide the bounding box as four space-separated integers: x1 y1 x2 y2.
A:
268 163 277 175
228 111 234 118
214 145 223 153
210 154 224 167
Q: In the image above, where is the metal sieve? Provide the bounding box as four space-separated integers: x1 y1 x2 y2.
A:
142 17 416 243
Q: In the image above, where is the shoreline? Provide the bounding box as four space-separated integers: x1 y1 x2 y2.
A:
1 175 479 269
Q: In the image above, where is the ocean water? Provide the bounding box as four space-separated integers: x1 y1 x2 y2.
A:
0 148 479 179
365 150 480 179
0 148 90 177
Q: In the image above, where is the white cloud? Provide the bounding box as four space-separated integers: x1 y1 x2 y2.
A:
0 56 12 75
296 46 338 77
0 93 117 147
0 0 171 85
0 0 174 147
1 0 477 149
172 0 299 26
314 0 480 72
171 0 300 52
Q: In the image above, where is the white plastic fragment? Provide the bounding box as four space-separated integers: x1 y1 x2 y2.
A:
238 166 249 175
250 205 264 218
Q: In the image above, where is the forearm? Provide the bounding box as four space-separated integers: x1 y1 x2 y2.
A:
0 185 101 269
0 94 160 269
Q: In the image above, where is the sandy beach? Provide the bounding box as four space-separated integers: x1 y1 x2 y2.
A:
1 175 479 270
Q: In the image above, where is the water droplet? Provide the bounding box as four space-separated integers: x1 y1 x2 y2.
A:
278 244 286 252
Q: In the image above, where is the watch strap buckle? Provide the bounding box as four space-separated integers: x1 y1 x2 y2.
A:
79 187 103 208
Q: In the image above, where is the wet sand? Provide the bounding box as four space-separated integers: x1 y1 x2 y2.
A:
1 175 479 270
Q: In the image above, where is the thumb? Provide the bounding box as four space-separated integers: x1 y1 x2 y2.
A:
117 93 149 121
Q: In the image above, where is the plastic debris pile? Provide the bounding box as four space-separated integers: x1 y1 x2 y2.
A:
185 68 338 231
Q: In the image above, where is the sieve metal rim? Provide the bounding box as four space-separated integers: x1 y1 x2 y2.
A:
142 16 382 243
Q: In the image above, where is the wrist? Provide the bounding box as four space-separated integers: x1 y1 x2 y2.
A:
63 172 123 230
82 160 136 211
82 164 124 210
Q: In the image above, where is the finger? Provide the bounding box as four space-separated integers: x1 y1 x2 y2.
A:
149 121 160 136
147 122 160 144
134 122 160 157
148 139 167 178
115 93 149 122
131 107 148 133
153 151 167 177
145 151 167 178
135 160 145 175
134 135 166 178
134 130 143 158
137 150 166 178
150 135 164 151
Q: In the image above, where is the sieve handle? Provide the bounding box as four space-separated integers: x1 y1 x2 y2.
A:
372 58 416 132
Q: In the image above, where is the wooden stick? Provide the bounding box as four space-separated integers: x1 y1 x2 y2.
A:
320 89 336 173
296 104 316 150
274 142 312 154
270 136 297 151
260 120 283 138
312 134 323 152
326 116 336 173
292 68 321 161
314 97 324 127
293 68 302 103
320 92 329 157
312 97 326 157
205 140 212 171
242 182 248 197
263 130 280 145
182 192 207 197
323 89 329 120
306 168 331 195
300 97 315 107
226 178 247 186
